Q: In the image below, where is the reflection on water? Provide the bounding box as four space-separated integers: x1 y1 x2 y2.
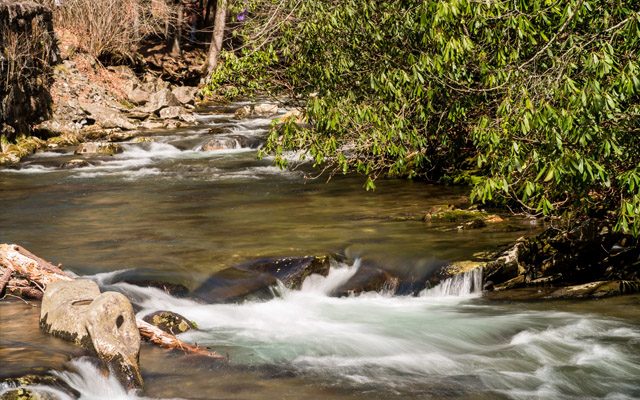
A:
1 104 638 399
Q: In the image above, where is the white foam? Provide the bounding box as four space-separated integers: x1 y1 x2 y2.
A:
52 358 153 400
102 262 640 398
1 165 57 174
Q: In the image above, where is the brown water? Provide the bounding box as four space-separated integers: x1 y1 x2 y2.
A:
1 104 639 400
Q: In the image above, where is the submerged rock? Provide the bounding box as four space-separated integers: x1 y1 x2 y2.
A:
60 159 91 169
39 280 143 389
200 135 262 151
192 267 278 304
74 142 123 156
100 268 190 297
143 311 195 334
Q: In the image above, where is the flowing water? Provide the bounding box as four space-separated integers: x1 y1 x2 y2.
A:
1 103 639 399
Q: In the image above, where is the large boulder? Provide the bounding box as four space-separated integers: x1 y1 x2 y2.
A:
74 142 123 156
102 268 190 297
200 135 262 151
78 103 136 131
159 106 183 120
171 86 198 105
333 262 399 297
253 103 278 117
236 256 331 289
142 89 181 114
40 280 143 389
127 87 151 106
192 267 277 303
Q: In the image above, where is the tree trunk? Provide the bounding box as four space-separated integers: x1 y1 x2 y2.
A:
206 0 227 74
171 3 184 56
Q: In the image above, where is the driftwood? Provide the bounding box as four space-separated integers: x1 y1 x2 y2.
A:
0 267 12 296
137 318 226 360
0 243 224 360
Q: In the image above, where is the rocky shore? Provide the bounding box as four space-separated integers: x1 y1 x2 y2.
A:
0 51 201 165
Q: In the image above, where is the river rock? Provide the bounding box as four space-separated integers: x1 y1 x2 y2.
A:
127 87 151 106
104 268 190 297
333 262 399 297
179 113 197 123
40 280 143 389
141 120 164 130
60 159 92 169
106 130 137 142
78 103 136 131
253 103 278 117
192 267 278 303
277 109 304 124
143 311 195 334
163 119 182 129
159 106 183 120
200 135 262 151
236 256 331 289
74 142 123 156
234 105 251 119
142 89 181 114
1 373 78 400
172 86 198 105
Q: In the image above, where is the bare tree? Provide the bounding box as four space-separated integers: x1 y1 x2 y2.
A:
206 0 227 74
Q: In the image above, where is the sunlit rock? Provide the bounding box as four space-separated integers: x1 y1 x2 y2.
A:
143 311 195 334
40 280 143 389
74 142 123 156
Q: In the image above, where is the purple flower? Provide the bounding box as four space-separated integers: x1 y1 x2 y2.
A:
237 9 248 22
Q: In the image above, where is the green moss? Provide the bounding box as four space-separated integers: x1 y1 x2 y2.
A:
0 135 47 165
423 209 484 223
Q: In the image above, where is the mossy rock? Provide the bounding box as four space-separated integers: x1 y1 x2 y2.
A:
443 261 487 276
1 374 78 399
46 133 81 148
74 142 123 156
142 311 196 334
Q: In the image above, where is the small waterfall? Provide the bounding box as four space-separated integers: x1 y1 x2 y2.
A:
422 267 483 297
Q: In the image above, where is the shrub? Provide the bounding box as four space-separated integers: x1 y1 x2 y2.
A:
207 0 640 235
38 0 172 60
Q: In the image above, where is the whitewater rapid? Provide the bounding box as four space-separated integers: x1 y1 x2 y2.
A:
75 262 640 400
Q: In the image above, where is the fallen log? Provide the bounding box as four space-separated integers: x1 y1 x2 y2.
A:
0 243 224 360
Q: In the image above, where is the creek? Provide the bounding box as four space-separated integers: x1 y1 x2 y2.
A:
1 104 639 399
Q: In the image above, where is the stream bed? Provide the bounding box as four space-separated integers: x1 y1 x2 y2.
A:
1 104 639 399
